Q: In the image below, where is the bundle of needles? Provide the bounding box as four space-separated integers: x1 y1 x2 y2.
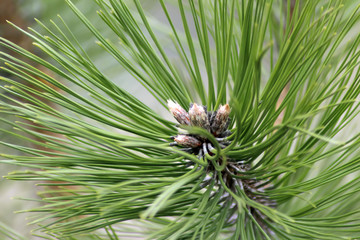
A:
168 100 276 233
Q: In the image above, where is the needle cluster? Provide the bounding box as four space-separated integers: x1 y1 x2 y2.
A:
168 100 276 233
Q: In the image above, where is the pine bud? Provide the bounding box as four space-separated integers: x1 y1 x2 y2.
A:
167 100 190 125
211 104 230 136
174 135 202 148
188 103 210 130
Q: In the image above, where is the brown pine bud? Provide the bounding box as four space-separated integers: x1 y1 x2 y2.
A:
211 104 231 136
174 135 202 148
188 103 210 130
167 100 190 125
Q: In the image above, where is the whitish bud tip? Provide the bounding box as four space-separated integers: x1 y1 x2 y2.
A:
219 104 230 115
189 103 204 114
167 100 190 125
167 100 179 110
189 103 210 130
174 135 202 147
189 103 197 111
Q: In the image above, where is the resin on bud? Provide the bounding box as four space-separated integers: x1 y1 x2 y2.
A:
167 100 190 125
211 104 231 136
188 103 210 130
174 135 202 148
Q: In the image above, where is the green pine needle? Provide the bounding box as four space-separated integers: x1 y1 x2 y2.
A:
1 0 360 239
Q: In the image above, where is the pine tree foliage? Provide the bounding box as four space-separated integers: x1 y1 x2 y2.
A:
1 0 360 239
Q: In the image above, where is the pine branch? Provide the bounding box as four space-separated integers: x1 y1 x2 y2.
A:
1 0 360 239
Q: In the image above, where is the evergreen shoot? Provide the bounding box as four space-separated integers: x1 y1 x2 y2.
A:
1 0 360 239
